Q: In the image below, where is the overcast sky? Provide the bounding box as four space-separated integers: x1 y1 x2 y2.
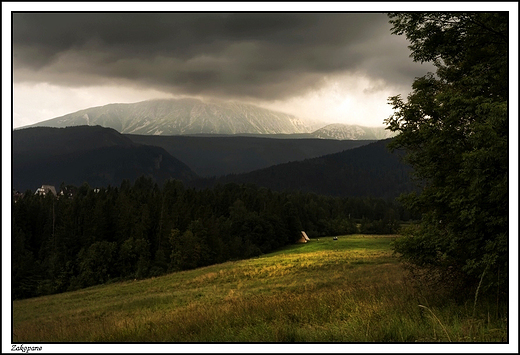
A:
6 3 514 130
9 8 443 129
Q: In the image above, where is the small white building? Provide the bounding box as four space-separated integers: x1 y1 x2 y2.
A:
35 185 57 197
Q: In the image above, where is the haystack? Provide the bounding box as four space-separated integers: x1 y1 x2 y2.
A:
296 231 311 243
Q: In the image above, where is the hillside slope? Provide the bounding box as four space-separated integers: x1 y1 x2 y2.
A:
11 236 399 342
126 134 375 177
13 234 504 343
13 126 198 192
200 139 415 199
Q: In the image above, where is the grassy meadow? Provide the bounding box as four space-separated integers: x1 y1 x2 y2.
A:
12 235 507 342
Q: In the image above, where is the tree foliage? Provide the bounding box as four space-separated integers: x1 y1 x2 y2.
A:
12 178 405 299
385 13 508 295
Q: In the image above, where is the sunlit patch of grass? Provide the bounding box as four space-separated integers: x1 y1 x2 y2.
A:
13 235 507 342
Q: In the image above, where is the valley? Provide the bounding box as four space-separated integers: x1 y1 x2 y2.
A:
126 134 375 177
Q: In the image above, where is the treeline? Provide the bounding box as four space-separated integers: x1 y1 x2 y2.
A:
12 177 411 299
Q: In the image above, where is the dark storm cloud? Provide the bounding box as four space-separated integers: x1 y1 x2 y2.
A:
13 13 427 100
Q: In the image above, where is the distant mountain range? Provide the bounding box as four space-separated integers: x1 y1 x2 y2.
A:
22 98 393 140
13 126 413 198
24 98 317 136
312 123 395 140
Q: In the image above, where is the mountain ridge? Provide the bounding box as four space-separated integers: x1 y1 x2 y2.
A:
23 98 318 136
21 98 391 140
13 126 414 199
312 123 395 140
126 134 375 177
193 139 415 199
12 126 198 192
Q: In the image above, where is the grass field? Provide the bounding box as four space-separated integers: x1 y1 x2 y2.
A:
12 235 507 343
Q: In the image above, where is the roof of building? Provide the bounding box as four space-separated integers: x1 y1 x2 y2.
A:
36 185 57 196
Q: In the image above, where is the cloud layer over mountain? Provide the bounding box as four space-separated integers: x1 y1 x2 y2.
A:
13 13 427 101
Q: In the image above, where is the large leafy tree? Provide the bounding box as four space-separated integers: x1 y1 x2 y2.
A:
385 13 508 295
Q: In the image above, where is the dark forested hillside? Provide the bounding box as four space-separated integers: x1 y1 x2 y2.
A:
196 139 415 199
13 127 412 199
126 134 375 177
13 125 136 153
12 178 408 299
13 126 198 192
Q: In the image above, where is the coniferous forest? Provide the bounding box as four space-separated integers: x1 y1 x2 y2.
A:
12 177 409 299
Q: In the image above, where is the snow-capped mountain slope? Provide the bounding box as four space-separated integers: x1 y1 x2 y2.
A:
311 123 395 140
26 98 318 135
